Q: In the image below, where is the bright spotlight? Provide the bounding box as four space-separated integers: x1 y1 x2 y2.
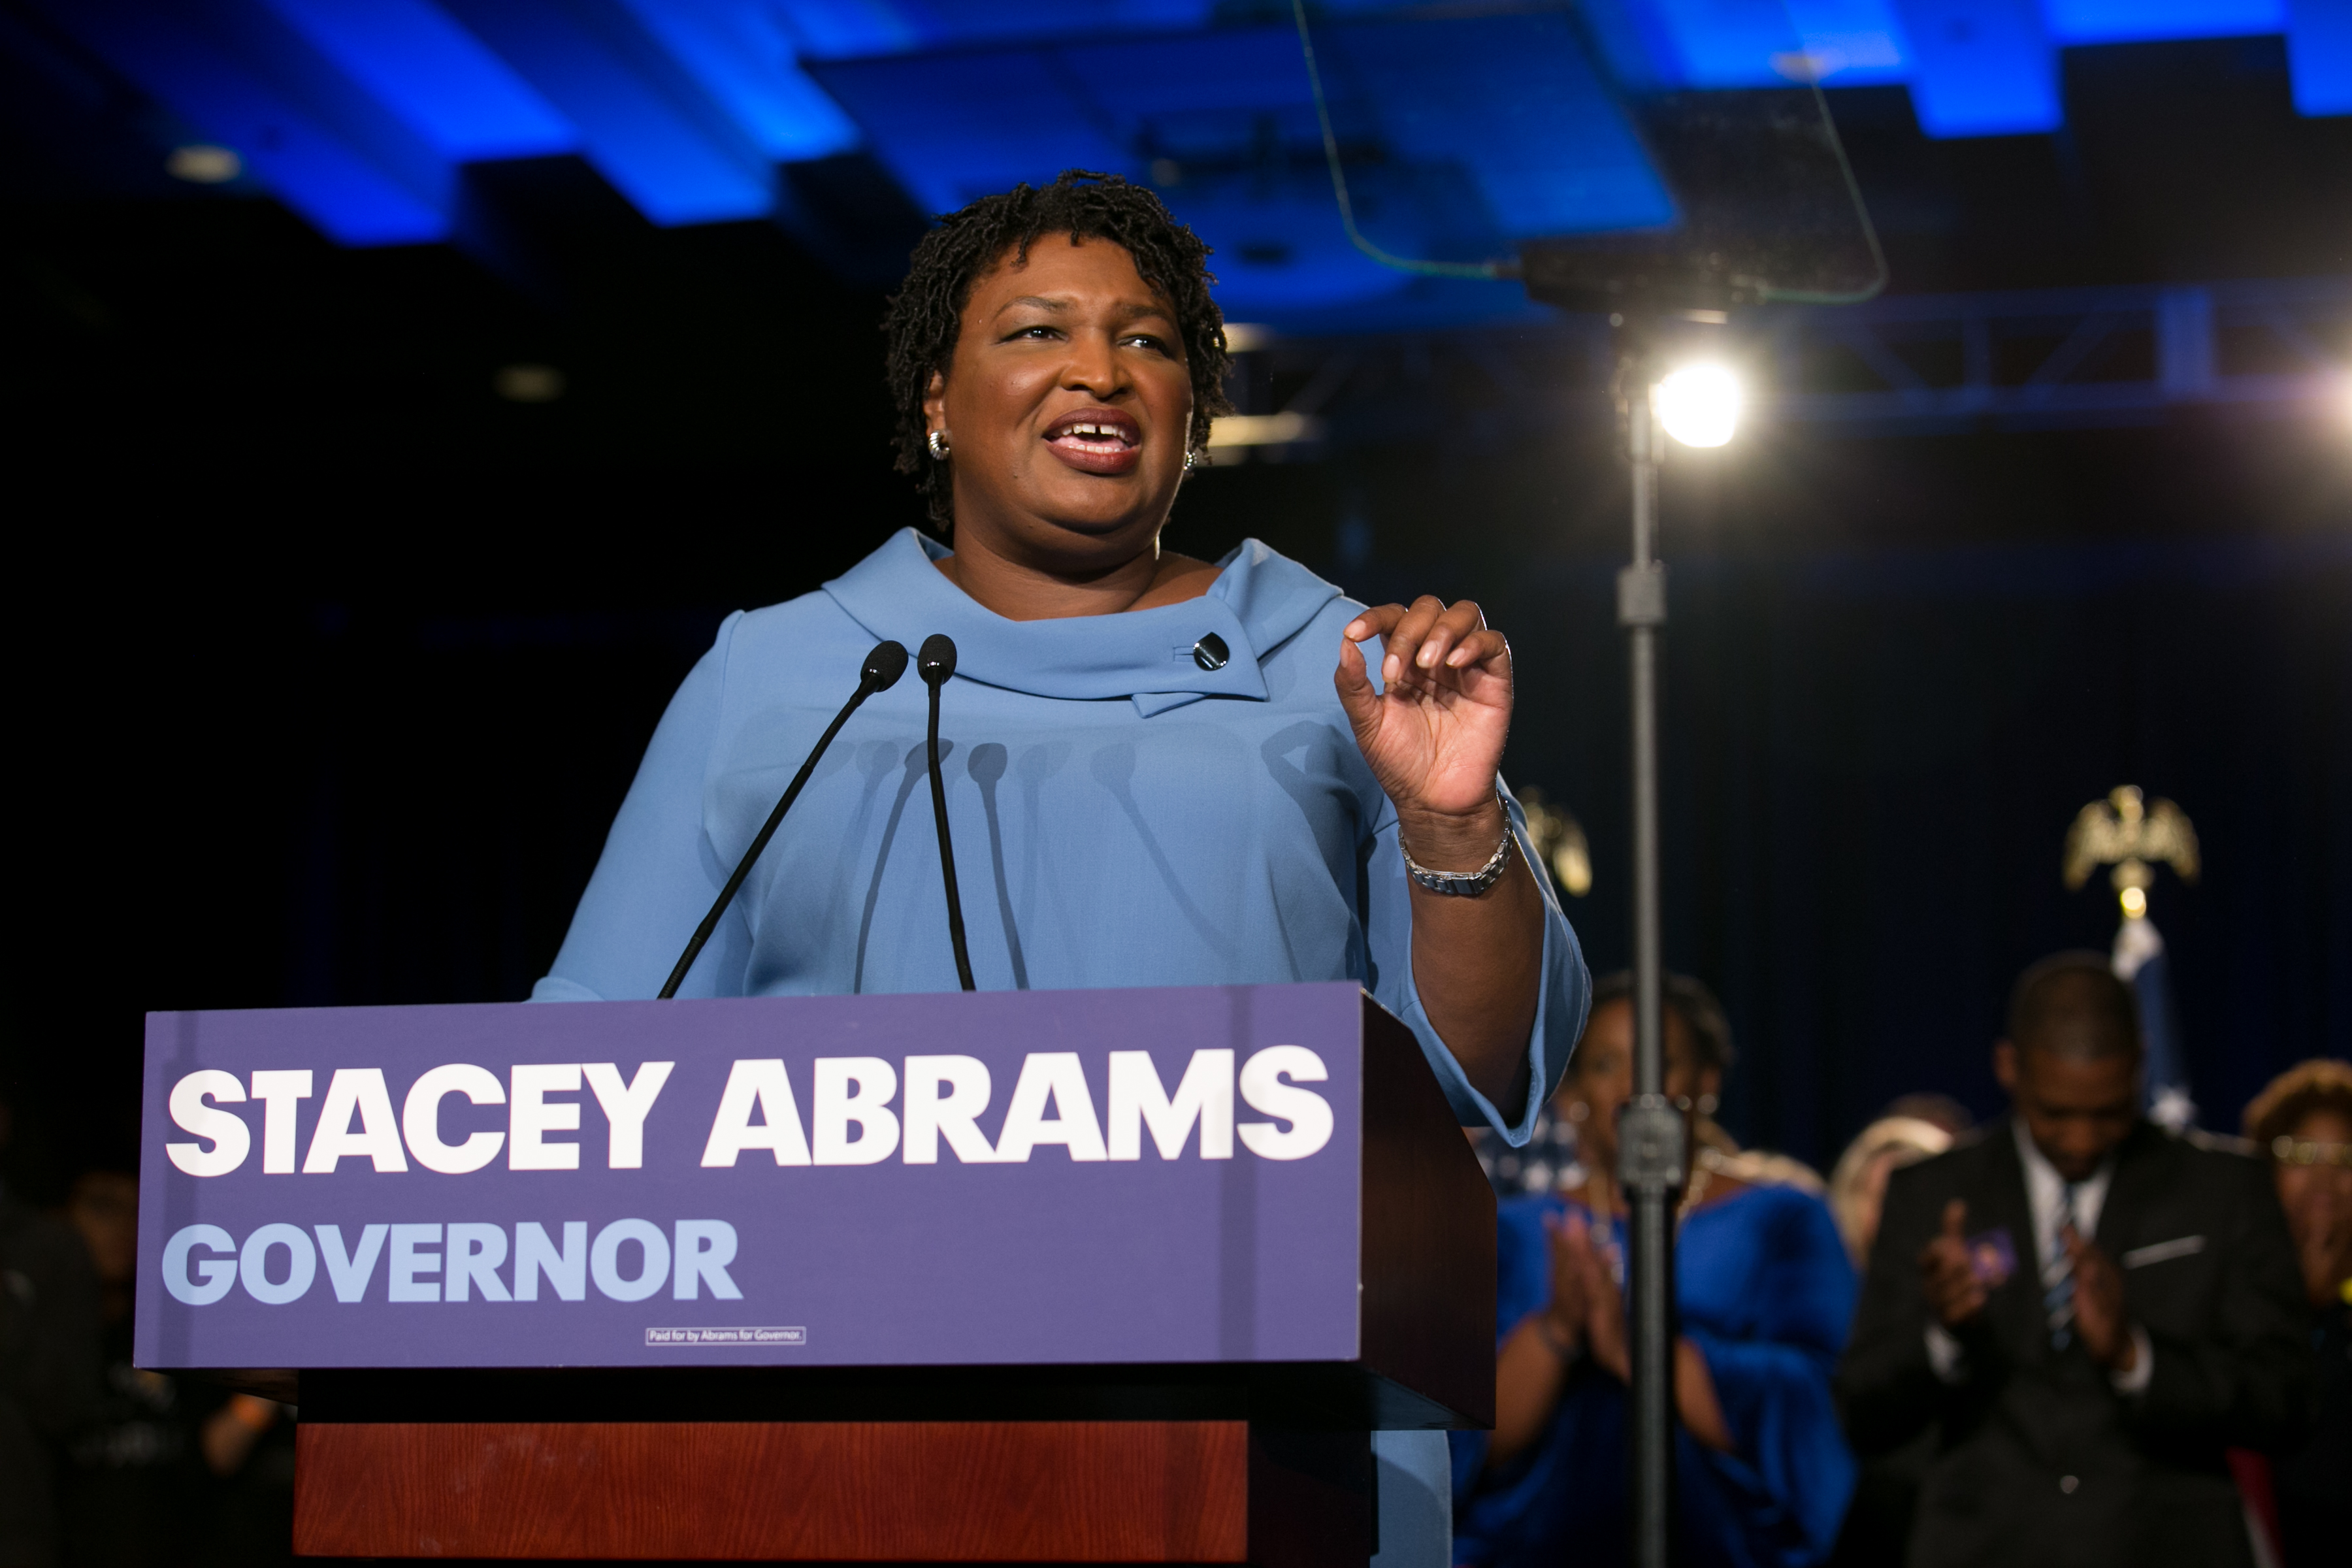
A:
1656 365 1742 448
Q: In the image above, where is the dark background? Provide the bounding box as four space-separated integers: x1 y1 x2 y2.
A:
4 36 2348 1191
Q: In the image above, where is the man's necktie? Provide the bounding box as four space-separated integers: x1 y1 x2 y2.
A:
2044 1182 2080 1348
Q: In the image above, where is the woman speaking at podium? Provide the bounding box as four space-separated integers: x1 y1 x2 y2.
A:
535 171 1589 1566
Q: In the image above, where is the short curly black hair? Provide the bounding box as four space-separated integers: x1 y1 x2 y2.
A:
882 171 1235 529
1586 970 1736 1077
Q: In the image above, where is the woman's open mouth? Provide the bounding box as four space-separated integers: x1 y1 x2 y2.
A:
1043 409 1143 475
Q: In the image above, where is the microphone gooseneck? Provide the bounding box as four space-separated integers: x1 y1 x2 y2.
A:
918 633 977 993
658 640 909 999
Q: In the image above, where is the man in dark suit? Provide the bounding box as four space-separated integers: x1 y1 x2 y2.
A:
1838 953 2311 1568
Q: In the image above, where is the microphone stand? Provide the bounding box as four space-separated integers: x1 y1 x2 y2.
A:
917 634 977 992
658 640 909 999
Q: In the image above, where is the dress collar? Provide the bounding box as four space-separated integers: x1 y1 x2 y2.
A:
823 528 1343 716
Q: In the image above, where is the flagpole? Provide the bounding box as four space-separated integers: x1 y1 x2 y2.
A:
2065 786 2202 1130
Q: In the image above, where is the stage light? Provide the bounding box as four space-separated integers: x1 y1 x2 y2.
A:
1206 411 1318 448
495 365 565 403
1656 364 1742 448
167 144 241 184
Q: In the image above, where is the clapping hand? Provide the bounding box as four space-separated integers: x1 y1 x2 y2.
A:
1541 1209 1590 1356
1544 1209 1629 1380
1921 1200 1991 1329
1542 1204 1733 1452
2064 1228 2137 1372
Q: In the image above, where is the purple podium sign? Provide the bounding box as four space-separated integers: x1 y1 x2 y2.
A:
137 983 1490 1417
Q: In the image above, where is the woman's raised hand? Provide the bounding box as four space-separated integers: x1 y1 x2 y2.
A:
1335 596 1513 854
1338 593 1541 1106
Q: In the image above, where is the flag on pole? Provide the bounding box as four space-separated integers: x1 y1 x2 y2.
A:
2063 785 2202 1131
2114 913 2195 1131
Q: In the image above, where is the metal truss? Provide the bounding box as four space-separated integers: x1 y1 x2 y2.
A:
1211 276 2352 455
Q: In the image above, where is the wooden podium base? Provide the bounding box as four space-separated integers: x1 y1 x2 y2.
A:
293 1420 1374 1564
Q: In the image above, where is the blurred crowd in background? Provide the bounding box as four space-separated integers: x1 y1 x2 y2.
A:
0 1100 292 1568
1468 975 2348 1568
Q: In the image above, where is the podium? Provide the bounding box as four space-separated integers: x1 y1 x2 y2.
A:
137 983 1495 1562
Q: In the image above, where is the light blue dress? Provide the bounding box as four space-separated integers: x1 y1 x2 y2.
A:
535 527 1591 1566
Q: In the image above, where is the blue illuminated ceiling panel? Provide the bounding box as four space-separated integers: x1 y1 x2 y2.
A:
37 0 450 244
1318 12 1676 239
807 48 1129 218
811 12 1674 316
11 1 2347 327
608 0 858 161
2287 0 2352 115
1643 0 1903 88
2042 0 2287 44
255 0 575 162
1891 0 2063 136
435 0 776 226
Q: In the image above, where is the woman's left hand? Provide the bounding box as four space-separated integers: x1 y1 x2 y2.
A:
1336 596 1512 852
1338 593 1538 1107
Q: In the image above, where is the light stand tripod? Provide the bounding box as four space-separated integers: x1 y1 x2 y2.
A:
1612 333 1686 1568
1511 26 1878 1564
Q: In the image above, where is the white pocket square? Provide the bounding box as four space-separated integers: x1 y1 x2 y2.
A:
2121 1235 2206 1268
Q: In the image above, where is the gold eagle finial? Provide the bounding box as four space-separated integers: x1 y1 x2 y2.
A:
2063 785 2200 919
1514 787 1593 898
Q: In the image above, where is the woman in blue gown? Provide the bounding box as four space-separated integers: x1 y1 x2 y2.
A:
535 172 1589 1568
1452 973 1857 1568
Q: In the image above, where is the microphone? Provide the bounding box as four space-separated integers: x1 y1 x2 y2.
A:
917 634 977 992
658 640 909 999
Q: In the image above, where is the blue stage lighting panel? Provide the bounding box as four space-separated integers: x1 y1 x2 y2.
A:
436 0 776 227
41 0 447 244
808 48 1130 218
1321 12 1676 239
33 0 2335 301
254 0 576 162
1891 0 2063 135
2042 0 2287 44
2287 0 2352 115
812 14 1673 319
611 0 860 161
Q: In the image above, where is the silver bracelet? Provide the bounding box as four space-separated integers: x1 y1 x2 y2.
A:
1401 825 1517 897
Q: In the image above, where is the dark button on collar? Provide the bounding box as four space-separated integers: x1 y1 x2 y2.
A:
1192 632 1230 672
